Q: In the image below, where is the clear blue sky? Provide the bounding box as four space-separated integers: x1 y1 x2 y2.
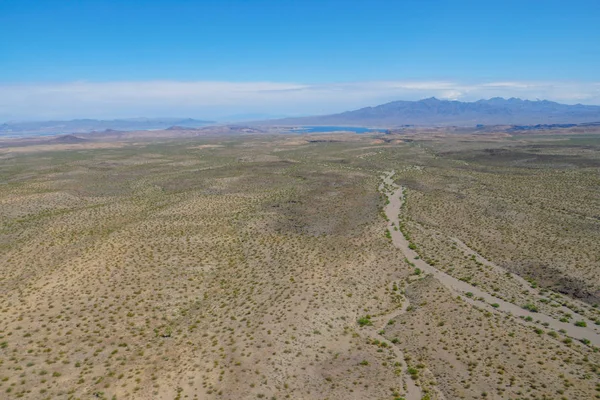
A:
2 0 599 82
1 0 600 119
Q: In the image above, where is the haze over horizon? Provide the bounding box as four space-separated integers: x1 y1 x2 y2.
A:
1 0 599 120
3 96 600 125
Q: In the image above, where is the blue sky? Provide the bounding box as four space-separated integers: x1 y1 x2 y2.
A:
1 0 599 119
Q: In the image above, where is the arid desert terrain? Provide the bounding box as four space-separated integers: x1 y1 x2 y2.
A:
1 130 600 400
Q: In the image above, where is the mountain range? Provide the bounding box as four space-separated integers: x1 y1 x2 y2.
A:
264 97 600 126
3 98 600 137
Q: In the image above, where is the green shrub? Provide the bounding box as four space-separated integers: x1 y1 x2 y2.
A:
522 303 538 313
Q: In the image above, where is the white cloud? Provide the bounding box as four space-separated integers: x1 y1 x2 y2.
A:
1 79 599 120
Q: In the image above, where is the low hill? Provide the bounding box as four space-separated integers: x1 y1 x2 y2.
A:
49 134 88 143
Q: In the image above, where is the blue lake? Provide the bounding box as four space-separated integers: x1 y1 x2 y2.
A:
291 126 383 134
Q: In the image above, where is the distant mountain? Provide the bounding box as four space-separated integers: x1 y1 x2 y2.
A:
0 118 215 136
264 97 600 126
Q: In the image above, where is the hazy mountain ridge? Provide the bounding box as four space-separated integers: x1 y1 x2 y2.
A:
4 98 600 137
265 97 600 126
0 117 215 135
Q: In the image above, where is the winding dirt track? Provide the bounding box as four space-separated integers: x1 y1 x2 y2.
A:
380 171 600 347
361 324 423 400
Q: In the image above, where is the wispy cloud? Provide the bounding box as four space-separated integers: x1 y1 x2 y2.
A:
1 80 599 120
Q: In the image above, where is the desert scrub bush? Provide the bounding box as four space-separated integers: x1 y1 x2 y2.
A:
155 325 173 338
522 303 539 313
357 316 372 327
407 366 419 380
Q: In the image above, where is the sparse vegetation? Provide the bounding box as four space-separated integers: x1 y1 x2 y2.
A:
1 131 599 400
